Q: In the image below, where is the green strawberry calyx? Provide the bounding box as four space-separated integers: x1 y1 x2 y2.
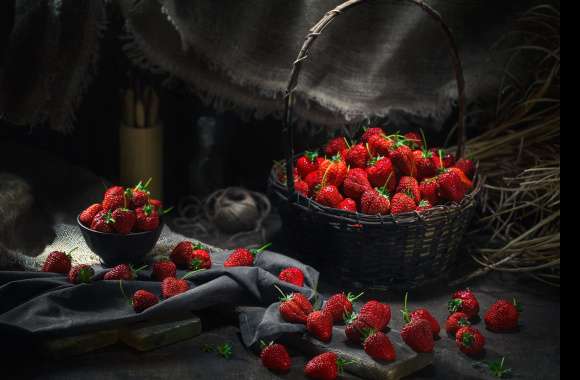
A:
448 298 464 313
336 358 356 374
343 311 358 325
190 258 204 271
458 317 471 328
77 266 94 284
191 242 209 252
259 340 274 351
361 328 378 342
514 297 523 313
102 211 116 225
305 151 319 163
461 331 475 348
368 155 384 167
486 357 512 378
216 343 233 359
142 204 155 217
135 178 153 194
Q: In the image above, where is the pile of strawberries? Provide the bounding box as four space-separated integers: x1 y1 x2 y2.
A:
79 179 165 234
259 288 522 380
278 128 475 215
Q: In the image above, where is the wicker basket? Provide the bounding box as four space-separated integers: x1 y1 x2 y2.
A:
269 0 481 290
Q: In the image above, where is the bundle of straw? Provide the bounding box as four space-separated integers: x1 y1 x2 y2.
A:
455 4 561 287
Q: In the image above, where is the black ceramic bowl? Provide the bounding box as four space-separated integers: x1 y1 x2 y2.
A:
77 216 163 267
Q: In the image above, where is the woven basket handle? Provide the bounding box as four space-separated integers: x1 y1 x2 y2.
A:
284 0 467 198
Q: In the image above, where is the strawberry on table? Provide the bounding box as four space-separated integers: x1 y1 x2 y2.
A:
80 204 103 227
402 293 440 338
102 186 127 211
343 168 372 201
307 310 334 342
361 187 391 215
279 267 305 287
42 248 77 274
305 352 346 380
68 265 95 284
449 289 480 319
135 204 160 231
278 289 314 324
104 264 145 281
485 298 521 333
90 210 116 233
224 243 271 267
359 300 392 331
456 326 486 357
363 330 397 362
391 192 417 215
111 208 136 235
323 292 364 323
446 312 471 336
151 260 177 281
132 290 159 313
171 241 205 268
366 156 396 190
190 247 212 270
297 151 323 179
315 185 344 208
400 294 435 353
161 277 190 299
345 144 370 169
260 341 292 373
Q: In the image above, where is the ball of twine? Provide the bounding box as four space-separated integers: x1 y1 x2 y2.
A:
0 174 33 231
208 188 262 234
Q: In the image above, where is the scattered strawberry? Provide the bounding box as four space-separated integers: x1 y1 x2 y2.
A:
361 127 385 144
104 264 143 281
361 187 391 215
345 144 370 168
367 134 395 157
343 168 372 201
446 312 471 336
323 292 364 323
135 204 160 231
224 243 271 267
171 241 201 268
151 260 177 281
161 277 190 299
297 151 323 179
363 330 397 362
400 294 435 353
279 267 305 287
278 289 314 324
80 204 103 226
449 289 480 319
318 155 348 188
456 326 486 356
90 210 116 233
391 144 417 178
391 192 417 215
396 176 421 203
102 186 127 211
132 290 159 313
344 312 368 344
305 352 345 380
416 200 433 212
307 311 334 342
68 265 94 284
190 246 212 270
325 137 349 158
420 178 440 206
315 185 344 208
401 293 440 338
438 169 467 203
359 300 392 331
260 341 292 373
455 158 475 179
485 298 521 333
295 179 310 197
42 248 76 274
338 198 358 213
111 208 136 235
366 156 397 191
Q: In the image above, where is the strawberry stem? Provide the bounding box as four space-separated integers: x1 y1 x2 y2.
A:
401 292 412 324
67 247 79 256
181 269 206 281
256 243 272 254
347 292 365 303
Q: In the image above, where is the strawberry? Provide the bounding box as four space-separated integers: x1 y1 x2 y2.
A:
396 176 421 202
417 200 433 212
190 247 212 270
102 186 127 211
318 155 348 188
361 188 391 215
80 203 103 226
359 301 392 331
128 179 152 208
430 149 455 172
279 267 305 287
307 311 334 342
410 309 441 338
42 248 76 274
367 134 395 157
343 168 372 201
446 312 471 336
260 341 292 373
132 290 159 313
323 292 363 323
344 313 368 343
325 137 348 158
366 157 397 191
485 299 521 333
304 171 322 196
68 265 94 284
390 192 417 215
104 264 143 281
400 294 435 353
90 210 116 233
338 198 358 213
449 167 474 191
443 153 456 169
345 144 369 168
455 158 475 179
391 144 417 178
305 352 345 380
414 150 437 181
297 151 322 179
315 185 344 208
149 199 163 212
295 179 310 197
456 327 486 357
171 241 201 268
420 178 440 205
135 204 160 231
361 127 385 144
449 289 480 319
363 330 397 362
404 132 424 150
161 277 190 299
111 208 136 235
224 243 271 267
151 260 177 281
438 169 467 203
278 290 314 324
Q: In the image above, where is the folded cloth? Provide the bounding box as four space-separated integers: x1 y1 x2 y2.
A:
0 249 319 347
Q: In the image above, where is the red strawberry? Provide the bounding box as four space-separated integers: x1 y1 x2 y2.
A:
360 188 391 215
224 243 271 267
343 168 372 201
325 137 348 158
80 204 103 226
295 179 310 197
132 290 159 313
359 301 392 331
151 260 177 281
410 309 441 338
363 330 397 362
135 204 160 231
260 342 292 373
90 210 116 233
104 264 143 281
404 132 424 150
149 199 163 212
323 292 363 323
344 313 366 343
345 144 369 169
367 134 395 157
446 312 471 336
111 208 136 235
279 267 305 287
361 127 385 144
305 352 344 380
161 277 190 299
391 144 417 177
456 327 486 356
438 169 467 203
297 151 322 179
390 193 417 215
42 248 75 274
401 294 435 353
443 153 456 169
318 155 348 188
304 171 322 196
485 299 521 333
315 185 344 208
366 157 396 191
130 179 152 208
338 198 358 213
449 167 474 191
278 291 314 324
396 176 421 202
455 159 475 179
102 186 126 211
307 311 334 342
420 178 440 205
417 200 433 212
68 265 94 284
171 241 200 268
190 247 212 270
430 149 455 171
449 289 480 319
414 150 437 181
